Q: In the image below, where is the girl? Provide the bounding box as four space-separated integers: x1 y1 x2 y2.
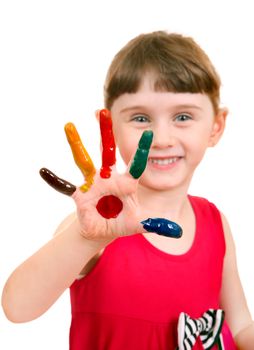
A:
2 31 254 349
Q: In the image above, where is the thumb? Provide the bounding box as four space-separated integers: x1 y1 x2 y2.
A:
139 217 183 238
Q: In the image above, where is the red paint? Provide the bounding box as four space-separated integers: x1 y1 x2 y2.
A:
99 109 116 178
96 195 123 219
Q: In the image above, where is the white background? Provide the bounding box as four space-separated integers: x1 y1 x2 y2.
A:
1 0 254 348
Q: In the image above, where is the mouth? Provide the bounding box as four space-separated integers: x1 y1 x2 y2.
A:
148 156 182 169
149 157 179 165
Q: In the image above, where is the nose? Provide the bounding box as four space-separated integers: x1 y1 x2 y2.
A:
152 124 177 149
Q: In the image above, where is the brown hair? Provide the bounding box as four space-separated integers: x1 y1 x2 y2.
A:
104 31 221 113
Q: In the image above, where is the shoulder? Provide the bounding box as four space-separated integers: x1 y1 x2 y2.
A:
196 197 234 251
192 199 236 269
189 195 220 213
189 195 224 230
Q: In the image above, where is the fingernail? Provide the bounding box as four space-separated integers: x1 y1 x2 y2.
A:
138 130 153 150
129 131 153 179
141 218 182 238
39 168 76 196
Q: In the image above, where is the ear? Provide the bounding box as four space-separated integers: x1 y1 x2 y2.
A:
208 107 228 147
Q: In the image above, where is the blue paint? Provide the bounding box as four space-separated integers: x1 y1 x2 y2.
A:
141 218 182 238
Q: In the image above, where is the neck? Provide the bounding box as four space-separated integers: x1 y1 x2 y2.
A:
137 184 190 221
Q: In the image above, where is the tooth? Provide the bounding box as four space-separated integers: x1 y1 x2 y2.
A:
150 157 178 165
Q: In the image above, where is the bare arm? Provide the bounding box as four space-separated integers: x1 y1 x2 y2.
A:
2 110 179 324
1 112 153 323
1 213 111 323
220 213 254 349
234 323 254 350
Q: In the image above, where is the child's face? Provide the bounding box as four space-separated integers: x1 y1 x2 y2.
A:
110 76 226 192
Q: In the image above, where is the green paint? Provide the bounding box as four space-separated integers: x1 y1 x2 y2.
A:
129 130 153 179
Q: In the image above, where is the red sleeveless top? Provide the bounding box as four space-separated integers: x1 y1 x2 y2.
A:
69 196 236 349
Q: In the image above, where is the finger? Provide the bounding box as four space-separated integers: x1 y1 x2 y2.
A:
141 218 183 238
65 123 96 191
40 168 76 196
129 130 153 179
99 109 116 178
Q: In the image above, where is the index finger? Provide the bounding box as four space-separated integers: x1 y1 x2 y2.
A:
129 130 153 179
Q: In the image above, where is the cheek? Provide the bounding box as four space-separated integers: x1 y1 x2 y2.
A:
190 125 212 147
113 125 149 165
116 134 140 166
117 142 135 165
187 135 210 163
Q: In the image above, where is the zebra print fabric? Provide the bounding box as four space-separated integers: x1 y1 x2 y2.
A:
177 309 225 350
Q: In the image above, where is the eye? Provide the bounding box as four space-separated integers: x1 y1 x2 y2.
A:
175 114 192 122
131 115 150 123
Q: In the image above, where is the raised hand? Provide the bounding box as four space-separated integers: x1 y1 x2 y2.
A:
40 109 182 240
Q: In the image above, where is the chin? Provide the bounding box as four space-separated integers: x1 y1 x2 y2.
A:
139 178 178 192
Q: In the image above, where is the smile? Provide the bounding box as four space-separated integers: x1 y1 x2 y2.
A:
149 157 180 165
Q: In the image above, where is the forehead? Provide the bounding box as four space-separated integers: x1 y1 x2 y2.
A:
111 76 214 115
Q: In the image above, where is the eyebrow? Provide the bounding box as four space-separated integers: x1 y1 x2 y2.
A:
120 106 147 113
120 104 203 113
173 104 203 111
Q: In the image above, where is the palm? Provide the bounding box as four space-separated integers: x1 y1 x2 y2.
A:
40 109 182 239
40 109 152 240
72 171 141 239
